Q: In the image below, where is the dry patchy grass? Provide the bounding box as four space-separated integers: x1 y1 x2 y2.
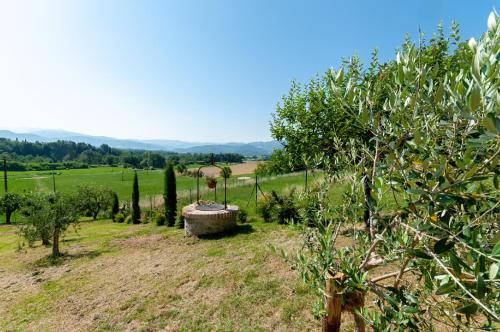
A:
0 220 320 331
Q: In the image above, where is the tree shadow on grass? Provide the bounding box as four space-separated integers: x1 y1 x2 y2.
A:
32 248 110 267
197 224 254 240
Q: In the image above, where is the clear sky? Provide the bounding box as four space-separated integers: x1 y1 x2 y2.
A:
0 0 497 142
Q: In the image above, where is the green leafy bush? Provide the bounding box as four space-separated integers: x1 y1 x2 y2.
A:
257 190 300 224
271 190 300 224
114 213 125 223
155 212 166 226
238 208 248 223
176 214 185 229
257 196 274 222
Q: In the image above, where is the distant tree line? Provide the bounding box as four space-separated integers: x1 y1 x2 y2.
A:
0 138 244 171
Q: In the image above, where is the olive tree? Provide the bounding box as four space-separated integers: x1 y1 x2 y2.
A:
20 193 79 257
277 14 499 330
76 185 114 220
0 193 23 224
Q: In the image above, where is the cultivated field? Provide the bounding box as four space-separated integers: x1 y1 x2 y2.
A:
191 160 261 177
3 165 317 223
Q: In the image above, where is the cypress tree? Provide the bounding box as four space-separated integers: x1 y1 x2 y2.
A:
111 191 119 222
132 171 141 224
164 162 177 226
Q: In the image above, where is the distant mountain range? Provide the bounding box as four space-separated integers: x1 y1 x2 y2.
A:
0 129 281 156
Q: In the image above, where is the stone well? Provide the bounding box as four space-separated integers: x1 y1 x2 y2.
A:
182 203 239 236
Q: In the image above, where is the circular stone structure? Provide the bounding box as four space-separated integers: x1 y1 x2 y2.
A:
182 203 239 236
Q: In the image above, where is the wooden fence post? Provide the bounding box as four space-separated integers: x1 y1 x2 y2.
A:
322 271 343 332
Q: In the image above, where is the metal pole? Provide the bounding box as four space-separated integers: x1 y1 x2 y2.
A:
3 157 7 193
52 172 56 192
189 188 192 204
255 174 258 207
214 182 217 202
150 195 153 220
224 176 227 209
305 168 308 191
196 166 202 204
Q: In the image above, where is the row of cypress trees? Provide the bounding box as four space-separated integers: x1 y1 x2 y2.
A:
131 162 177 225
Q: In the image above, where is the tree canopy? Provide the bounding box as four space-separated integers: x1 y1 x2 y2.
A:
274 16 499 330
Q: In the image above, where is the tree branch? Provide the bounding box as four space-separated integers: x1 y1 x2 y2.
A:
425 245 499 321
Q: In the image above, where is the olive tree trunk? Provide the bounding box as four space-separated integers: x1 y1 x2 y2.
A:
5 207 11 224
323 272 342 332
52 227 60 257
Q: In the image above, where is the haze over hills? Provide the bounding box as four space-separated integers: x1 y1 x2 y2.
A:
0 129 281 156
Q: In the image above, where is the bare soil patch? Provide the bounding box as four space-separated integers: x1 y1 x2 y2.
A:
190 161 261 177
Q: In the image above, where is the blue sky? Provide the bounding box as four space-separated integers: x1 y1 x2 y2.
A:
0 0 497 142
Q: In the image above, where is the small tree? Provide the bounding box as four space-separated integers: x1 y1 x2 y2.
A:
175 163 188 175
111 192 119 222
220 166 232 179
275 14 500 330
164 162 177 226
132 171 141 224
19 193 52 245
0 193 22 224
20 193 79 257
76 185 113 220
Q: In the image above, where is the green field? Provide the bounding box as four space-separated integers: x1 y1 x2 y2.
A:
2 167 326 223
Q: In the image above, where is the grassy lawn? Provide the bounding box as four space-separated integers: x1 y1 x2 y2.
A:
0 219 320 331
0 170 410 331
2 167 315 223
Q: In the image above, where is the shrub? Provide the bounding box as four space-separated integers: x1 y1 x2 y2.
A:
271 190 300 224
120 201 130 216
176 214 185 229
141 212 150 223
257 196 274 222
257 190 300 224
238 208 248 223
124 215 132 224
114 213 125 223
155 212 166 226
